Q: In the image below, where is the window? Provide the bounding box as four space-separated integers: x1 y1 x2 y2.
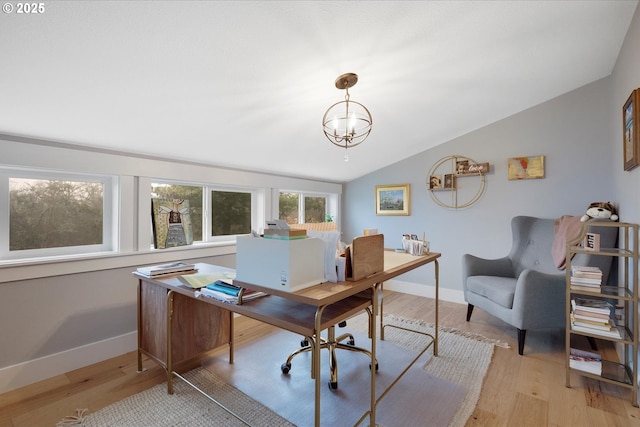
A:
0 169 117 260
210 190 252 237
151 181 260 246
279 192 299 224
279 191 332 225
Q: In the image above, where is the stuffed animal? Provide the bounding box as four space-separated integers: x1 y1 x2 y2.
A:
580 202 619 222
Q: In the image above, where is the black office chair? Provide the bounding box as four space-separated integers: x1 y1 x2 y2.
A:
280 307 378 390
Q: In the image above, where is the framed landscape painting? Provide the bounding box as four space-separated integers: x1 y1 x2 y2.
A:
375 184 410 216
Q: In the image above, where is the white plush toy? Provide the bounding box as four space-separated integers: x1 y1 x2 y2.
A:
580 201 619 222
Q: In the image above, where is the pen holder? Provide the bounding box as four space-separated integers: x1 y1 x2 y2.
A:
402 238 428 255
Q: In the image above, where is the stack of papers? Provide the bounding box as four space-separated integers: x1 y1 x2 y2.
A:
195 280 267 304
136 262 197 277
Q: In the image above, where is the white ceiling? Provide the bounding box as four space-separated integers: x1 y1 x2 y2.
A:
1 1 637 183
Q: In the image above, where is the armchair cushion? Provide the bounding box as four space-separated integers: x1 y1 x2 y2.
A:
466 276 516 309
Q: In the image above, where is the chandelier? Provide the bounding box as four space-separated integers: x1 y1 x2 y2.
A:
322 73 373 161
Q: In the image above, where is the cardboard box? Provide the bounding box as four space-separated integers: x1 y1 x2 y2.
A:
235 236 325 292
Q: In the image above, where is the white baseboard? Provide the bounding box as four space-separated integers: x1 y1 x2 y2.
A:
0 331 137 395
383 278 466 305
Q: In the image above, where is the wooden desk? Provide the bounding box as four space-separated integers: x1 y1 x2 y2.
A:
136 250 440 427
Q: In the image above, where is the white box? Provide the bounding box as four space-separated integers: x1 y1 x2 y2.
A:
235 236 326 292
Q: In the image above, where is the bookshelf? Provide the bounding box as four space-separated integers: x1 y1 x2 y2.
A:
565 221 639 406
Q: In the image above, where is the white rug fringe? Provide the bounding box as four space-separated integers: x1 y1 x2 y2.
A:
55 408 88 426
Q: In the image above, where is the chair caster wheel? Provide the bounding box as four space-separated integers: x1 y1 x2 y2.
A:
370 362 379 371
281 363 291 374
347 338 355 345
328 381 338 390
300 339 309 347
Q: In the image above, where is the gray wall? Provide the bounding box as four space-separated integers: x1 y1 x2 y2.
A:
343 5 640 297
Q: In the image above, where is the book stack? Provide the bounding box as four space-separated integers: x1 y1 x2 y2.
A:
570 298 620 339
570 265 603 293
197 280 267 304
136 261 197 277
569 347 602 375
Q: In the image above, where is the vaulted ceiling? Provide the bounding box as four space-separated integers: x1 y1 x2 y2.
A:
1 1 637 182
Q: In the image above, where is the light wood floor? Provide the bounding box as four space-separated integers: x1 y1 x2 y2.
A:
2 291 640 427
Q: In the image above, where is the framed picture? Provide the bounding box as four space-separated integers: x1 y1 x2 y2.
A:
375 184 410 216
443 173 456 189
584 232 600 251
623 89 640 171
428 174 443 190
151 199 194 249
508 155 545 180
456 160 490 176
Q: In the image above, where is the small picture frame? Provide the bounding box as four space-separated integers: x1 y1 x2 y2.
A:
443 173 456 189
375 184 410 216
428 175 443 190
456 160 490 176
508 155 545 180
584 232 600 251
455 160 469 175
623 89 640 171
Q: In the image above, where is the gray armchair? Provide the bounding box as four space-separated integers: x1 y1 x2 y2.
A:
462 216 617 355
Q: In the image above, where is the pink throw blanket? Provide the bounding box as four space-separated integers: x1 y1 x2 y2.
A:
552 215 582 269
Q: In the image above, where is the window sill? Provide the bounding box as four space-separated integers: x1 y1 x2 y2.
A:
0 241 237 284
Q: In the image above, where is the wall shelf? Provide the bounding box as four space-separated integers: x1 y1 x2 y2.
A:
427 155 486 209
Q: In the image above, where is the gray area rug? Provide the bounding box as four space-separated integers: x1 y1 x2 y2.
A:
57 315 505 427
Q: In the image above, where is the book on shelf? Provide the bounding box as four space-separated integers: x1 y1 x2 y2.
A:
570 276 602 285
196 280 267 304
571 314 615 331
570 284 601 293
136 261 197 277
573 310 611 322
569 347 602 376
571 298 613 316
571 265 603 275
570 322 621 339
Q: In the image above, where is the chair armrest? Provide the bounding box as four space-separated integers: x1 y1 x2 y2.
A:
462 254 514 293
511 269 565 329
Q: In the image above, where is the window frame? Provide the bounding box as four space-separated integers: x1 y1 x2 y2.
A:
277 190 338 226
204 185 264 243
0 167 118 260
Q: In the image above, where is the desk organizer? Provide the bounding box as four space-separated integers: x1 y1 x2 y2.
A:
345 234 384 281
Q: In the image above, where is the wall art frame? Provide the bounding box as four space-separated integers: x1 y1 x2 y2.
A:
375 184 410 216
623 89 640 171
507 155 545 180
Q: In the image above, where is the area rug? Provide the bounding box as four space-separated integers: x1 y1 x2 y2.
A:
57 315 506 427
